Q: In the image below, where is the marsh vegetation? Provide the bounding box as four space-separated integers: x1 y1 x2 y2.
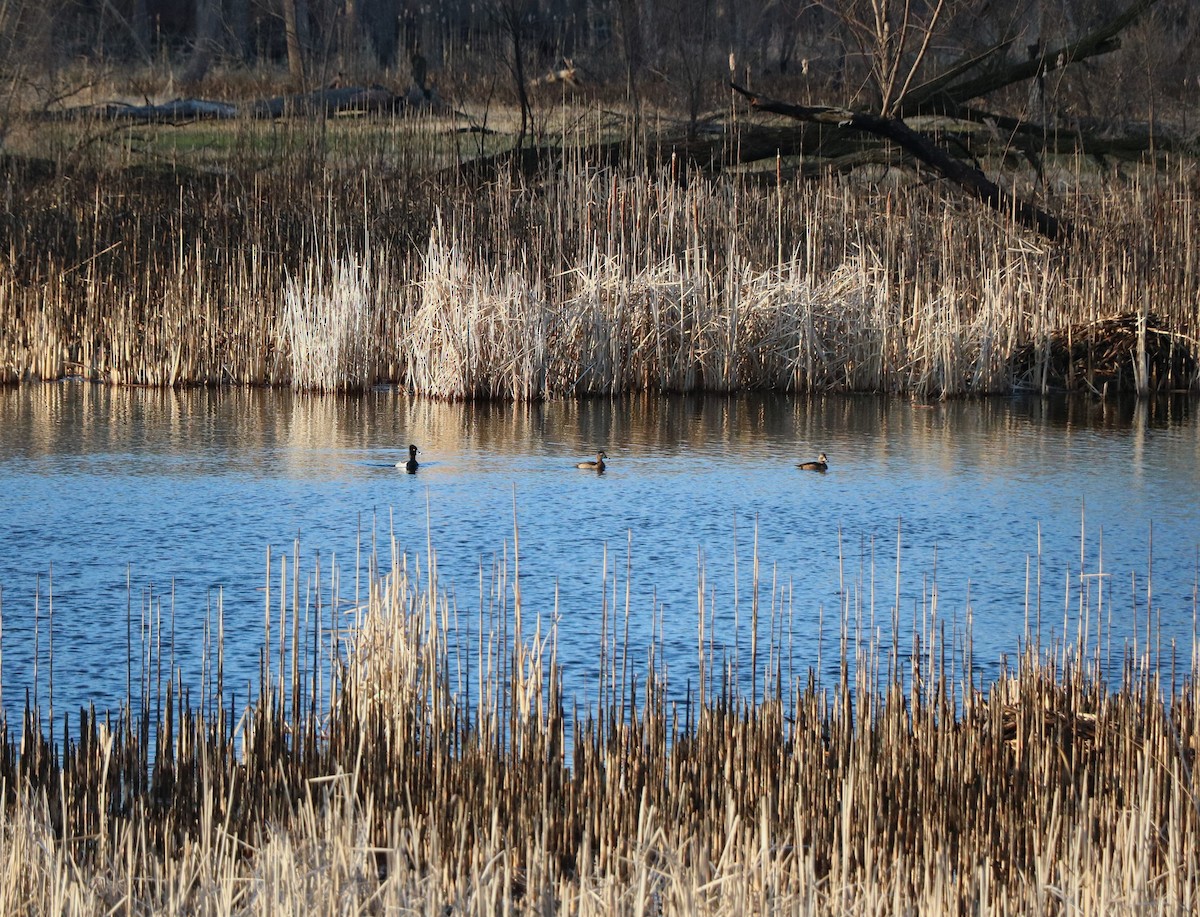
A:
1 1 1198 397
1 143 1197 397
1 534 1197 914
3 2 1200 912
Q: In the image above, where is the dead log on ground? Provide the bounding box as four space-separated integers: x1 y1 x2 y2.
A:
36 86 412 124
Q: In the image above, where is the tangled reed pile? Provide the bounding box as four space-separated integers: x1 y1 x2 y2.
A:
1 538 1196 914
1010 311 1198 394
1 140 1198 397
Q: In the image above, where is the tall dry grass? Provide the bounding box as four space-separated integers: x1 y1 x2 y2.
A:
282 254 383 391
0 528 1197 914
0 121 1198 396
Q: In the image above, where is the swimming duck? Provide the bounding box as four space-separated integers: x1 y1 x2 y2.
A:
576 451 607 472
397 444 420 473
798 452 828 472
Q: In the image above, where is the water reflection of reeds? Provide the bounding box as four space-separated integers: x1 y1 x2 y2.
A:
3 386 1197 715
4 382 1196 476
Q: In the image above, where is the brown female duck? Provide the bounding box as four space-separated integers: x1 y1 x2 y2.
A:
576 451 607 472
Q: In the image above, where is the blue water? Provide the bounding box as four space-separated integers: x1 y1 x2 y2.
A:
0 384 1197 725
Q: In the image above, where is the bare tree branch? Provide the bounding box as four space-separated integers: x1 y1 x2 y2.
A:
903 0 1162 115
730 82 1067 240
892 0 946 111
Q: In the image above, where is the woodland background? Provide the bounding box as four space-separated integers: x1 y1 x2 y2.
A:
2 1 1198 134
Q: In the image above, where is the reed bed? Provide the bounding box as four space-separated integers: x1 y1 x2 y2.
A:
1 123 1198 396
0 531 1197 914
282 254 385 391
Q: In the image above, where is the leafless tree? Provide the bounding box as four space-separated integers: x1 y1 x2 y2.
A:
614 0 644 128
734 0 1168 239
495 0 534 150
180 0 221 83
654 0 719 137
0 0 56 143
282 0 311 86
820 0 950 115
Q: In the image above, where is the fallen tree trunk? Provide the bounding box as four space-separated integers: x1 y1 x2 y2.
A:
38 86 415 123
730 83 1067 240
243 85 405 118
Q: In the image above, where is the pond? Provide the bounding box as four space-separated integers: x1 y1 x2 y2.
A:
0 383 1197 725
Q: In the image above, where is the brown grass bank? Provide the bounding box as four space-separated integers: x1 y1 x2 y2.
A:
0 536 1197 914
0 123 1198 397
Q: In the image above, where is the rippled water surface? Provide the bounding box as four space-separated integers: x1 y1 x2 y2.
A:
1 384 1198 720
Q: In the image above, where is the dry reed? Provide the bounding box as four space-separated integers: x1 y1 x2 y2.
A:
1 126 1197 397
0 528 1196 914
282 254 382 391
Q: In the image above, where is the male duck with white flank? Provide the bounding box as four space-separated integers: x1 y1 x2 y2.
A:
798 452 828 472
398 444 420 473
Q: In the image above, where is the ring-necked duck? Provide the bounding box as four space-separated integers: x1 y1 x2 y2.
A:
798 452 828 471
397 444 420 473
576 451 607 472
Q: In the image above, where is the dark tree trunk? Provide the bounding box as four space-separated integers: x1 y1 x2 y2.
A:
615 0 644 130
339 0 362 76
282 0 310 85
499 2 532 151
132 0 151 59
362 0 399 67
181 0 220 83
229 0 253 64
